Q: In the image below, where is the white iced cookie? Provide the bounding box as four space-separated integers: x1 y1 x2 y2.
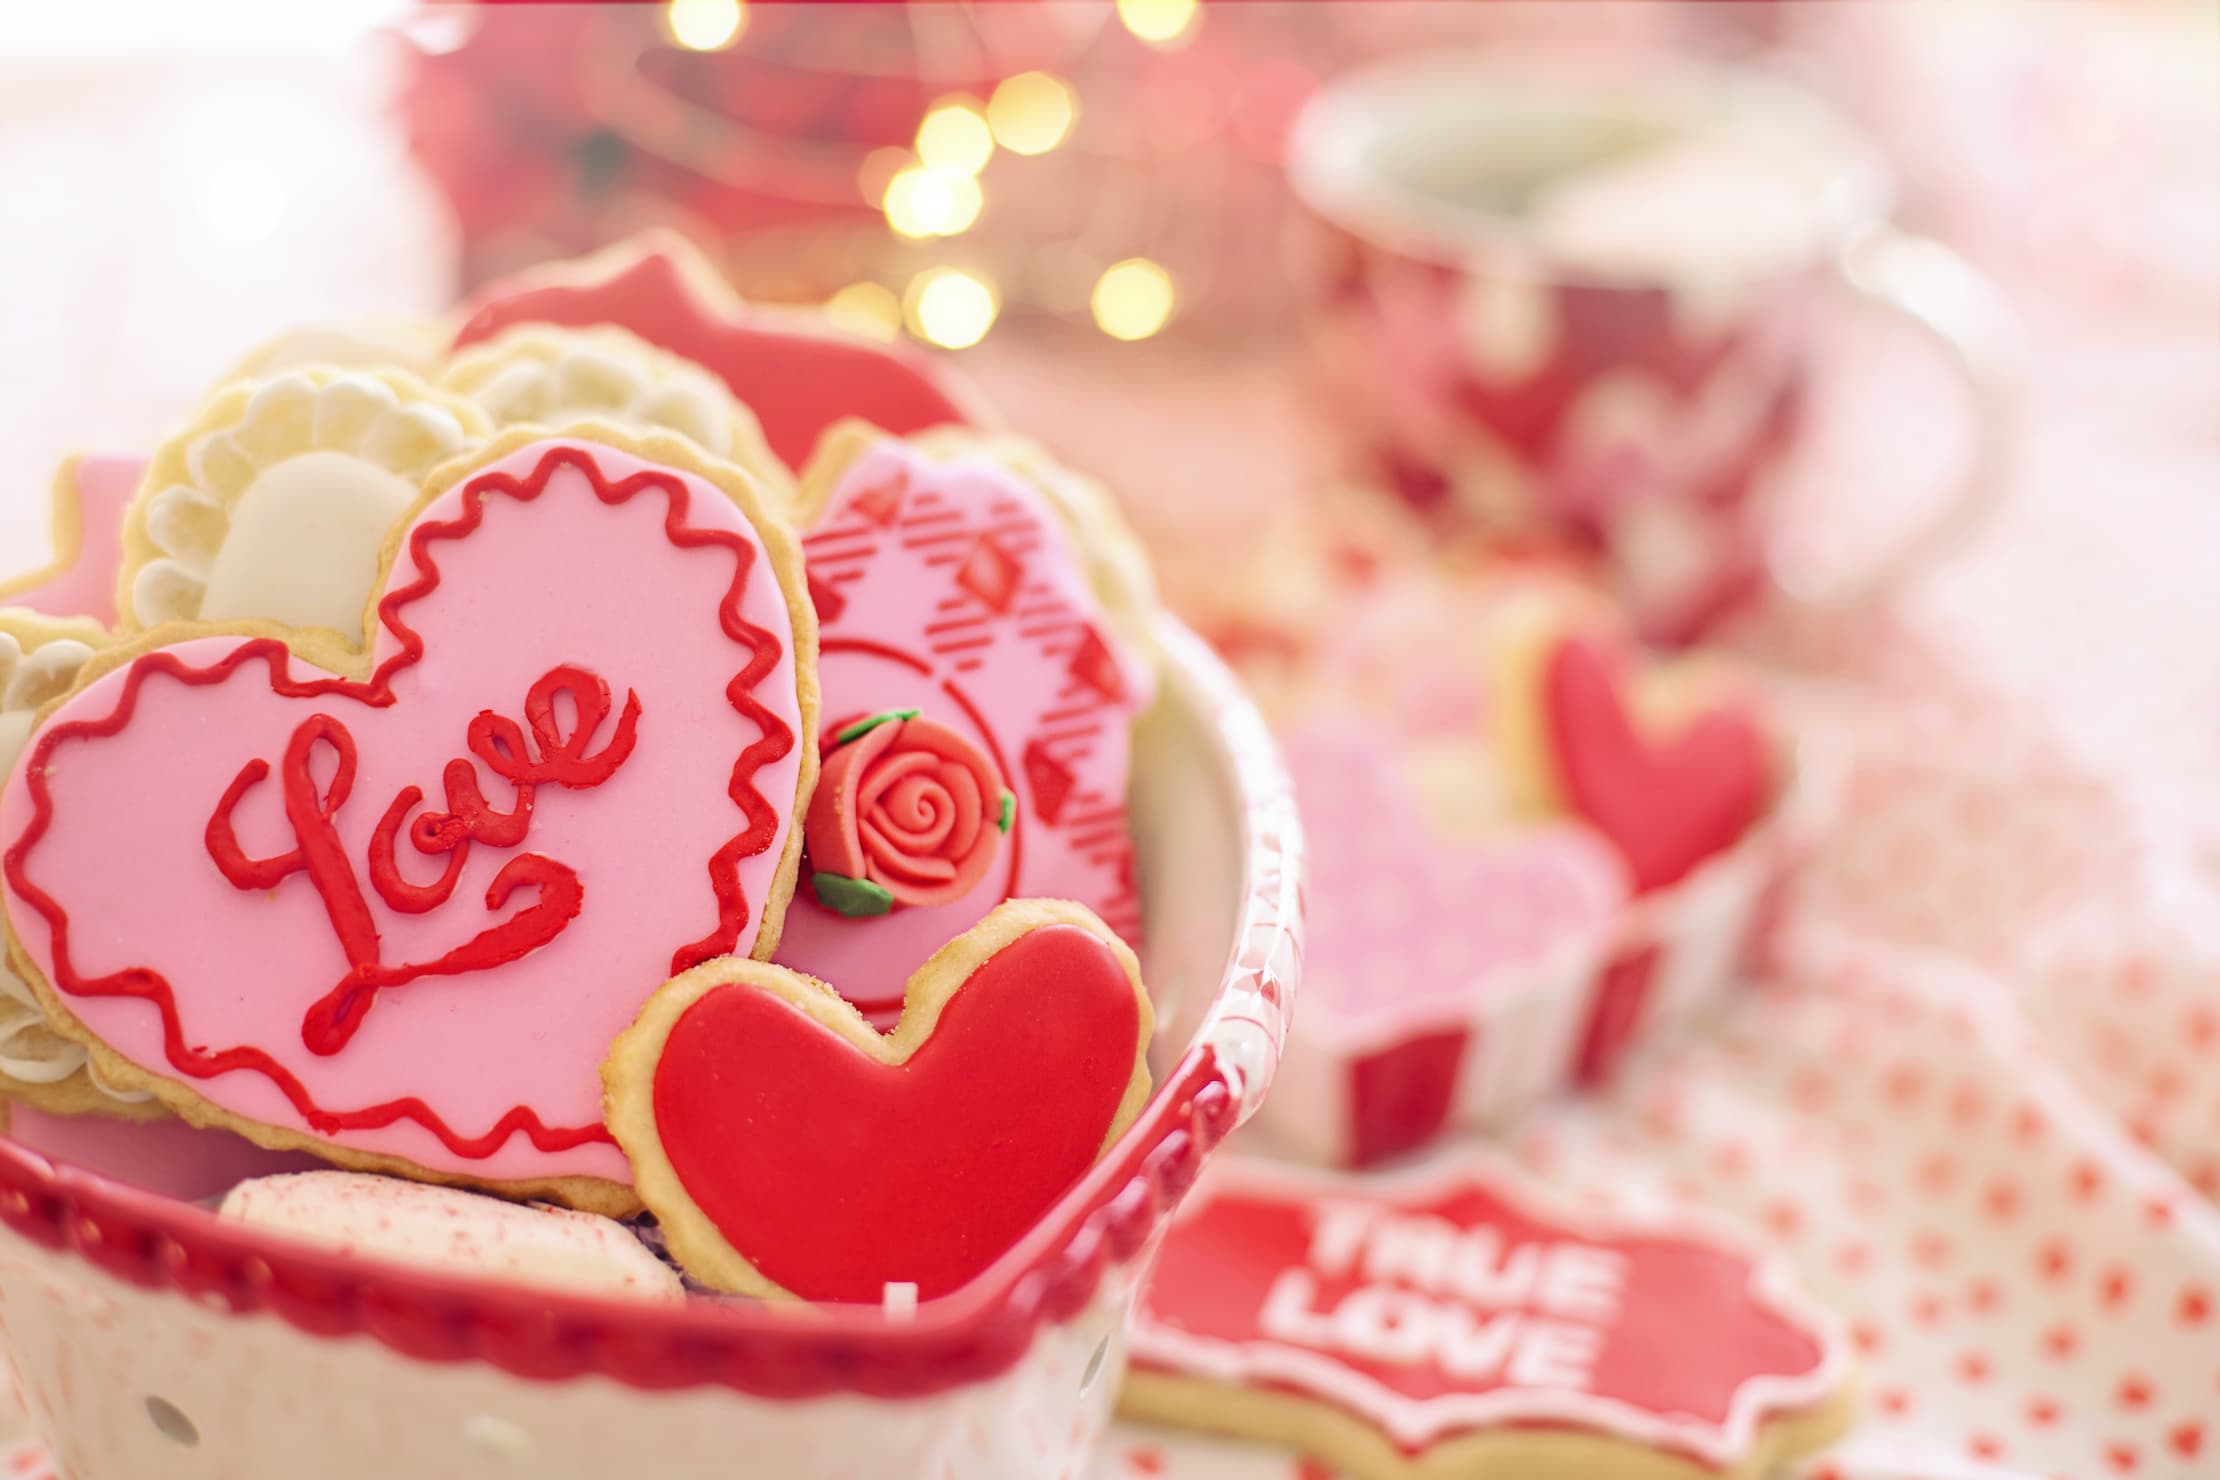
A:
0 612 155 1113
440 325 786 494
230 316 451 382
118 368 491 642
219 1171 683 1301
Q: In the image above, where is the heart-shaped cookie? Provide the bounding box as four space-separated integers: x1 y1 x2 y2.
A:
453 231 980 471
1286 720 1629 1024
0 427 815 1205
604 900 1153 1302
1533 633 1769 893
773 425 1155 1015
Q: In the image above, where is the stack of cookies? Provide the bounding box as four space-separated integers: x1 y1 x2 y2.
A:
0 231 1167 1306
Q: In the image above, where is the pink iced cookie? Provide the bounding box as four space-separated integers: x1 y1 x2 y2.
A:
1286 720 1629 1024
220 1170 681 1300
0 432 813 1204
775 428 1153 1015
1 456 143 627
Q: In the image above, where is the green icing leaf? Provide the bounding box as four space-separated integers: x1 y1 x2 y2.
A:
997 789 1016 834
811 871 894 918
832 708 920 747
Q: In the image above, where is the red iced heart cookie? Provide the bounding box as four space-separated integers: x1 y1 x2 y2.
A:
453 231 981 471
1538 634 1769 893
604 900 1153 1302
0 428 815 1203
773 426 1154 1016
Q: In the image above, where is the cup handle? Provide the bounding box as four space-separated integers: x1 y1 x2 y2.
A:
1794 225 2017 607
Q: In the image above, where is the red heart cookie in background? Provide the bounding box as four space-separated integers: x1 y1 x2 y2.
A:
1494 608 1771 894
0 456 143 628
1541 634 1770 892
1122 1155 1854 1480
0 429 815 1203
453 230 983 472
604 900 1153 1303
773 424 1155 1017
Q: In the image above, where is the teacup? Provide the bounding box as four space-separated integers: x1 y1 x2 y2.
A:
1290 59 2009 644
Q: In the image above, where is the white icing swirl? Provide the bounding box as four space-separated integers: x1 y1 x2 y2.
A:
135 371 477 632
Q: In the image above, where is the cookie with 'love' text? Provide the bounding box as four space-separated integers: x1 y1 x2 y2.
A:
1 420 817 1210
604 900 1153 1302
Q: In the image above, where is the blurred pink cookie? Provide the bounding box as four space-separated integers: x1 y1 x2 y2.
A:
1287 720 1629 1023
1 457 143 627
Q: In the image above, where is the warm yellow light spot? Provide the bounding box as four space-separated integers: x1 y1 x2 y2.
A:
987 72 1077 157
882 166 983 240
915 98 995 177
1116 0 1198 48
824 282 903 344
905 268 999 350
665 0 746 52
1091 258 1176 341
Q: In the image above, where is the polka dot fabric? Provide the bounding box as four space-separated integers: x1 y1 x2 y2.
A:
1096 682 2220 1480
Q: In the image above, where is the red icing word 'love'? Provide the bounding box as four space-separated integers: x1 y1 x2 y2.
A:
205 665 638 1055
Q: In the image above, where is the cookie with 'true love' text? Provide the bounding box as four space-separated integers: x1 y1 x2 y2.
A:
1122 1155 1854 1480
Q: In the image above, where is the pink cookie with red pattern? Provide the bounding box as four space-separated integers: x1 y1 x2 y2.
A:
452 230 986 472
1122 1155 1856 1480
775 424 1155 1016
0 426 817 1209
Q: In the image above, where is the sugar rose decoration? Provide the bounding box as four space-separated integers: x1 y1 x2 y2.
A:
806 711 1013 917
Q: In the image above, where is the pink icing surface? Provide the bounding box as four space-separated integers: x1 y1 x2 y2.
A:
775 440 1151 1012
0 440 804 1184
4 456 141 626
1285 721 1629 1019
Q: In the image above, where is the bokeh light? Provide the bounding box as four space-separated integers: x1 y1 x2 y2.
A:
664 0 746 52
915 98 995 177
882 166 983 239
1091 258 1176 341
1116 0 1199 48
824 282 903 343
987 72 1077 156
905 267 999 349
